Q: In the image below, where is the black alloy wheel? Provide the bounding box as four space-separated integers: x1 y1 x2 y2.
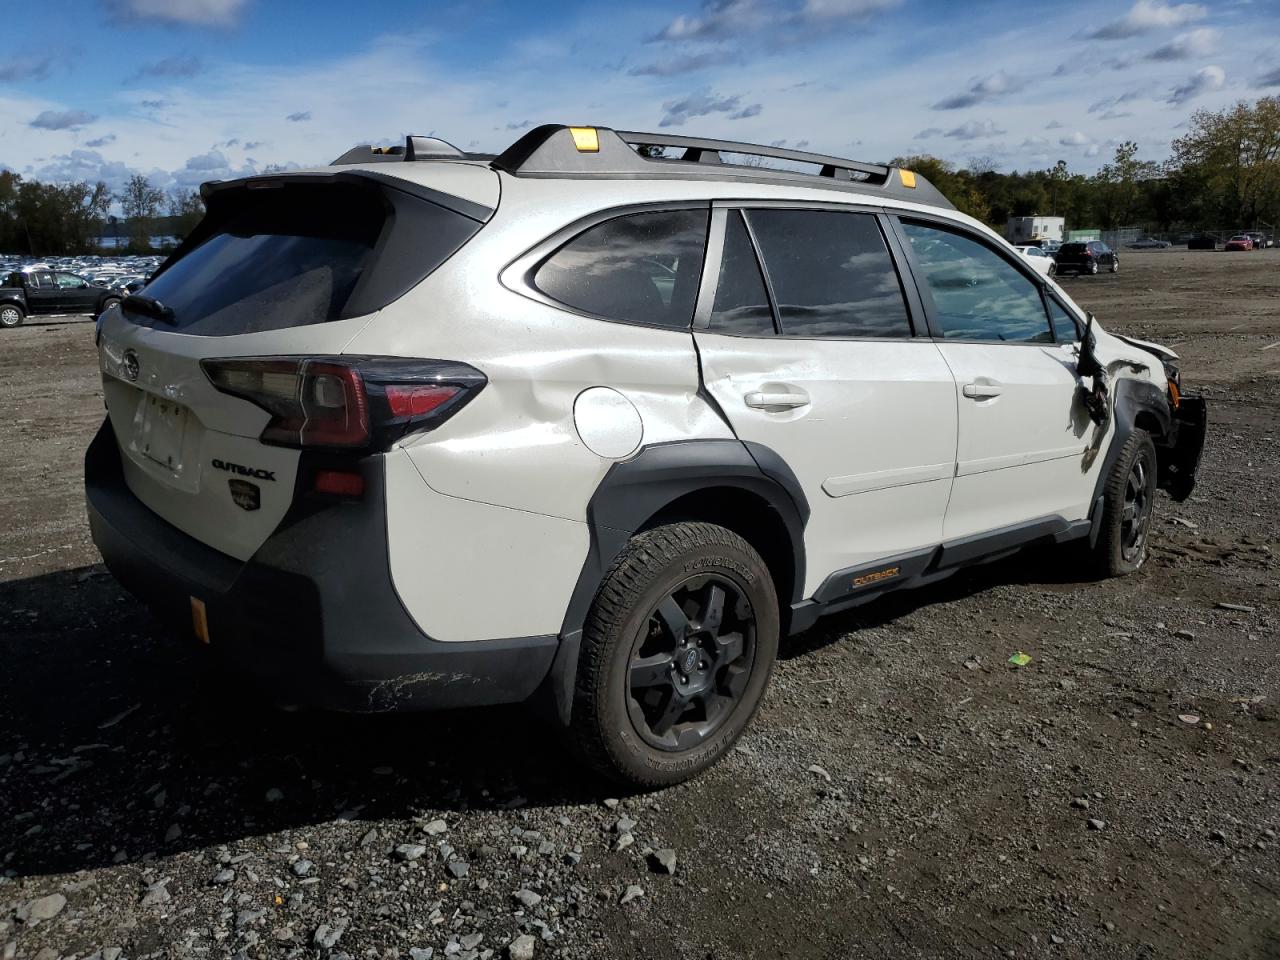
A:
1119 447 1155 565
626 575 756 752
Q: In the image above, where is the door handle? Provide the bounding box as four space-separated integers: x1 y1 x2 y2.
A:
744 391 810 409
962 382 1003 399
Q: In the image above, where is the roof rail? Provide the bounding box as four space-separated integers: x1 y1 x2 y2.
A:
331 135 468 165
490 124 954 210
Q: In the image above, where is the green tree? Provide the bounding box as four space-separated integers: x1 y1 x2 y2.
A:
1169 97 1280 228
167 188 205 238
117 174 165 251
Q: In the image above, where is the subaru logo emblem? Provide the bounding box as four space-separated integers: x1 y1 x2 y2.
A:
122 349 140 382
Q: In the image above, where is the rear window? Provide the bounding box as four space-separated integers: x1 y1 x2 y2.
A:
131 180 481 336
1059 243 1086 254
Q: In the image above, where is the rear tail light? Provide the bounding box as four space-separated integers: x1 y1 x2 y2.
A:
201 356 485 451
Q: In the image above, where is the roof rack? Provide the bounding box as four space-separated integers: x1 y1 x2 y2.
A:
490 124 954 210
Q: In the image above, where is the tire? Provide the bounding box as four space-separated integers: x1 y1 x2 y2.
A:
1090 429 1158 578
99 297 121 316
1110 258 1120 274
0 303 23 328
1048 263 1057 277
569 521 780 787
1088 260 1099 275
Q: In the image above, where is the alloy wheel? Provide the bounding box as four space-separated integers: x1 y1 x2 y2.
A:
626 575 756 752
1120 450 1155 563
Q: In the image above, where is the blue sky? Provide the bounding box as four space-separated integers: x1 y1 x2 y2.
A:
2 0 1278 199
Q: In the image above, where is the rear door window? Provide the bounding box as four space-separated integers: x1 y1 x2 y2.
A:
746 209 912 339
534 209 709 329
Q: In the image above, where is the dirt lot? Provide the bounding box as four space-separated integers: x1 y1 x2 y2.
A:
2 250 1278 960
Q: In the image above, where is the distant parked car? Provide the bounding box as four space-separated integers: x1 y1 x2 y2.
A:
1054 240 1119 276
1225 235 1255 251
1187 234 1218 250
1 268 125 328
1244 232 1273 249
1127 237 1171 249
1013 244 1056 276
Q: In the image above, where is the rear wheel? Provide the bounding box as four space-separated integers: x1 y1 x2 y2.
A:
569 522 779 787
1088 260 1099 275
0 303 23 328
1048 263 1057 277
1090 429 1157 578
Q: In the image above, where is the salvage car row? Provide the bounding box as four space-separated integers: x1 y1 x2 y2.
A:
0 255 162 327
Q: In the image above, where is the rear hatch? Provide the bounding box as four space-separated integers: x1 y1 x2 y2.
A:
1055 242 1088 264
96 168 496 561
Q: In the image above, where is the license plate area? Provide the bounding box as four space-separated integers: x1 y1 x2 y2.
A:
133 393 189 474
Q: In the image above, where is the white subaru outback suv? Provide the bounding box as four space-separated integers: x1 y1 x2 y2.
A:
86 125 1207 786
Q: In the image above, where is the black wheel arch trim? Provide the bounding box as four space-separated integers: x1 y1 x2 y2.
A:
540 438 808 727
1087 377 1192 546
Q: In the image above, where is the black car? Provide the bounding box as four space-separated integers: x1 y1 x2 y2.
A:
1187 234 1218 250
0 269 125 328
1054 241 1119 276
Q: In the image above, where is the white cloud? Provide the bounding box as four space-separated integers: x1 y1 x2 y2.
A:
945 119 1005 140
1167 64 1225 104
29 109 97 130
1086 0 1207 40
1146 27 1217 61
1059 130 1090 146
103 0 248 27
659 91 759 126
932 70 1027 110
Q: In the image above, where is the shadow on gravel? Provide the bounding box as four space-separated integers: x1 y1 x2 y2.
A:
3 545 1094 879
1 565 603 880
782 543 1094 661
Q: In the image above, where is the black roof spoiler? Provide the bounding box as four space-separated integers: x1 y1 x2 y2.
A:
331 135 478 165
490 124 955 210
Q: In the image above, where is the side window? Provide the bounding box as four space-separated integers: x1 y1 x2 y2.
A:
33 271 55 288
533 209 708 329
901 221 1052 343
708 211 774 336
1048 298 1080 342
55 273 85 289
746 209 912 338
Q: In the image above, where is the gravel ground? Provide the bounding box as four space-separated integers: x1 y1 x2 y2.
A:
2 250 1278 960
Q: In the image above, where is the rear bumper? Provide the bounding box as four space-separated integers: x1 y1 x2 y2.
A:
84 419 559 712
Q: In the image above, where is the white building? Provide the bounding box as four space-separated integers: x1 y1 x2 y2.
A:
1006 216 1065 244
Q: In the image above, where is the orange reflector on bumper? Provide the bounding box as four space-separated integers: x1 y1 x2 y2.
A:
569 127 600 152
191 596 210 644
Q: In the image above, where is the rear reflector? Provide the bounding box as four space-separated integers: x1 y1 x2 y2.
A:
314 469 365 498
201 356 486 452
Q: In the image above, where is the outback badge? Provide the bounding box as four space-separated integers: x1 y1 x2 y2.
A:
228 478 261 512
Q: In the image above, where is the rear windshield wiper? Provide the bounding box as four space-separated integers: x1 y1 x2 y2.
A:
122 294 176 324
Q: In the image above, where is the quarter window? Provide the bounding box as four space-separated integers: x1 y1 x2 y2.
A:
534 209 709 329
708 211 774 336
747 209 912 339
901 221 1052 343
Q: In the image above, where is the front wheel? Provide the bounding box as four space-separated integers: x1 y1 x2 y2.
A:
1048 263 1057 277
99 297 121 316
569 522 780 787
0 303 24 328
1110 258 1120 274
1090 429 1158 578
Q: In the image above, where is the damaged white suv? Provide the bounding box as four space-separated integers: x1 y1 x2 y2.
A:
86 125 1207 786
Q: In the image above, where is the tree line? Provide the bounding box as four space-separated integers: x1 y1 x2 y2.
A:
0 172 204 256
2 97 1278 255
895 97 1280 236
